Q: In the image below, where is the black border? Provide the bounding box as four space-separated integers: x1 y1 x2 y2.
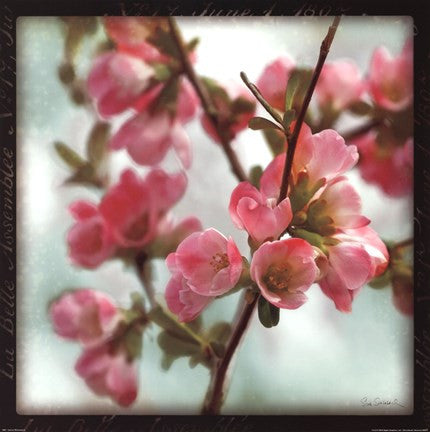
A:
1 1 430 431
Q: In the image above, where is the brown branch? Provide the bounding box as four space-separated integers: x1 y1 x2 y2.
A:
202 290 258 415
341 118 382 142
277 16 341 204
135 251 156 309
167 17 248 183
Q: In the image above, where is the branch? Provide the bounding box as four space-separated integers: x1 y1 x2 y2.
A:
167 17 248 183
277 16 341 204
341 118 382 142
135 251 157 309
202 290 258 415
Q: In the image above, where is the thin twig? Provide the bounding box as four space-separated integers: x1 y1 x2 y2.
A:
277 16 341 204
202 290 258 415
341 118 382 142
135 251 156 309
167 17 248 183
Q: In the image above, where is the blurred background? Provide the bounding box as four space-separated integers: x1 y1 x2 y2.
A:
17 16 413 414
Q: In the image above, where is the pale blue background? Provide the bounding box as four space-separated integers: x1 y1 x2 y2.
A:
17 16 413 414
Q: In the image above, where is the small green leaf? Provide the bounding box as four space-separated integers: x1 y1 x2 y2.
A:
86 122 110 167
147 27 180 59
258 296 280 328
124 329 143 359
231 97 256 115
153 63 172 82
186 37 200 52
206 322 231 345
287 68 313 110
368 269 392 289
284 73 300 111
54 142 86 170
248 117 282 131
263 129 285 156
282 109 295 130
249 165 263 188
64 163 96 186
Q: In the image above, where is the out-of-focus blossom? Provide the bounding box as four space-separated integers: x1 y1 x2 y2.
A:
67 201 116 269
256 56 295 111
201 81 255 143
99 169 186 248
75 345 138 407
353 133 413 197
316 60 365 110
87 52 154 118
229 181 292 243
167 228 243 297
368 39 413 112
318 226 389 312
250 238 318 309
392 277 413 316
165 253 212 322
50 289 119 345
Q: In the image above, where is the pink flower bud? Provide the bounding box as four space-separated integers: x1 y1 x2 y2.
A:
229 181 292 243
316 60 365 110
368 39 413 112
67 201 116 269
256 56 295 111
87 52 154 118
167 228 243 297
50 289 119 345
75 345 138 407
250 238 318 309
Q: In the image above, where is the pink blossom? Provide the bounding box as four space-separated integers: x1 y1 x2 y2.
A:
319 226 389 312
67 201 116 269
201 82 255 143
87 52 154 118
260 124 358 198
103 17 168 63
353 133 413 197
229 181 292 243
256 56 295 111
316 60 365 110
308 176 370 231
75 345 138 407
165 253 212 322
50 289 119 345
99 169 186 248
250 238 318 309
368 39 413 111
169 228 243 297
110 110 192 168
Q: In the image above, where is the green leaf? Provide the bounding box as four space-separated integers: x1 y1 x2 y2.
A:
201 77 230 104
54 142 86 170
206 322 231 345
154 77 180 115
248 117 282 131
284 72 300 111
64 163 96 186
147 27 180 59
368 269 392 289
348 101 373 116
186 37 200 53
231 97 256 116
282 109 295 130
158 331 201 371
263 129 285 156
249 165 263 188
287 68 313 110
124 329 143 359
258 296 280 328
86 122 110 167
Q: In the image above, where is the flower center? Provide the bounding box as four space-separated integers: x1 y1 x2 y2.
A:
263 264 291 291
125 213 148 241
210 252 229 273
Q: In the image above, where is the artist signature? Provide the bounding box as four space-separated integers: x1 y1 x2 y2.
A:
361 396 405 408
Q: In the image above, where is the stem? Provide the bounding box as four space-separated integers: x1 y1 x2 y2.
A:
135 251 156 309
277 16 341 204
202 290 259 415
167 17 248 183
341 118 382 142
